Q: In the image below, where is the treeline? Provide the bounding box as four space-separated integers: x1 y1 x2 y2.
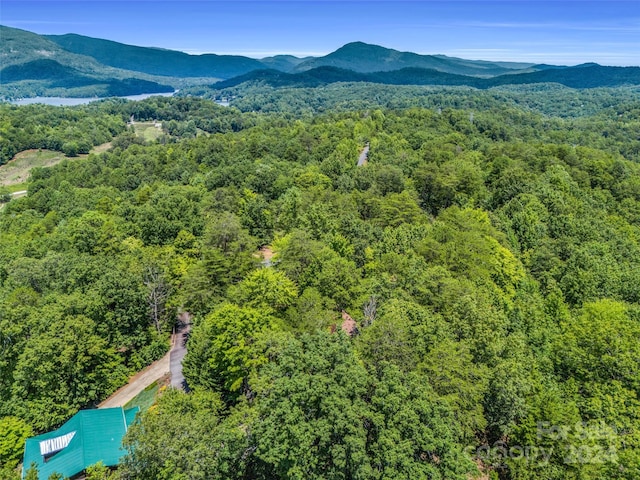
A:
1 95 639 479
189 81 640 118
118 96 261 136
0 103 126 164
208 64 640 91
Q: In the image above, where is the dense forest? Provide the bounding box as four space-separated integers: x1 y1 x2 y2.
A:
1 86 640 480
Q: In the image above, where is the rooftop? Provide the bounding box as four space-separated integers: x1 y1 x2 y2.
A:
22 407 138 479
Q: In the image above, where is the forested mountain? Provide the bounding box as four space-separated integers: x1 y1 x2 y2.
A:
1 26 110 72
46 33 266 79
293 41 534 76
488 63 640 88
212 63 640 90
258 54 312 72
0 26 173 98
1 87 640 479
45 36 534 79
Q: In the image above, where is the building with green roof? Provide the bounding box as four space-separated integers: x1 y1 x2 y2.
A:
22 407 139 479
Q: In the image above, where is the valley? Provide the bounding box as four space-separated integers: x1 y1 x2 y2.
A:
1 12 639 480
1 85 639 479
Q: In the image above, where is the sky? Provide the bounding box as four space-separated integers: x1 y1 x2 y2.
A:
2 1 639 65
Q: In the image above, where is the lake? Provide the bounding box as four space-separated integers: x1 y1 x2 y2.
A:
10 91 177 107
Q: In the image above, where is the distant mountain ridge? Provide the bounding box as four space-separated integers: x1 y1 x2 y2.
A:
259 55 312 73
46 33 267 79
213 64 640 90
2 25 638 99
293 41 533 77
0 26 174 98
2 26 100 70
43 33 540 79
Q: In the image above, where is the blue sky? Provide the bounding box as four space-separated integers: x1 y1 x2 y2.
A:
2 1 639 65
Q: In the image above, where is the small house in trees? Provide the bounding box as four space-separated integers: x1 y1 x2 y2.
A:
22 407 139 479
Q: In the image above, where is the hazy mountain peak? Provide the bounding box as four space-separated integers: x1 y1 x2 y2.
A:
294 41 526 77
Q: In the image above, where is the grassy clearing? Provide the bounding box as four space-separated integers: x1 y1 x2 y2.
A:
90 142 112 154
0 150 66 187
6 183 28 194
124 381 159 412
133 122 163 143
0 142 112 189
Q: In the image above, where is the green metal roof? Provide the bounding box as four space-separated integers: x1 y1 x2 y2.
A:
22 407 139 479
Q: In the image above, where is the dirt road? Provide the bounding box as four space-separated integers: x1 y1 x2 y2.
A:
99 314 192 408
98 351 171 408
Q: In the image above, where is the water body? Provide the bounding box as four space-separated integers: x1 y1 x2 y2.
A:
10 91 176 107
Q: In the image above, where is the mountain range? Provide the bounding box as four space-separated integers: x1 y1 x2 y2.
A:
0 26 175 98
1 25 638 99
44 34 533 78
290 42 535 77
213 64 640 90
